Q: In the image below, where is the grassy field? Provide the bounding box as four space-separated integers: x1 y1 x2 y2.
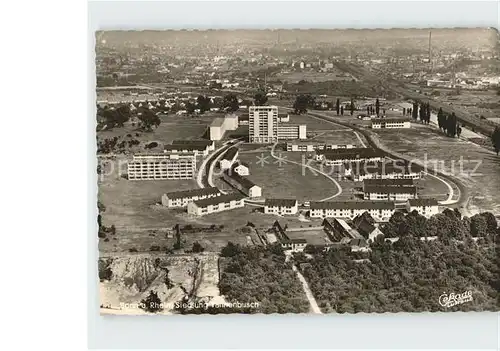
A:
368 125 500 215
288 113 349 130
238 151 340 202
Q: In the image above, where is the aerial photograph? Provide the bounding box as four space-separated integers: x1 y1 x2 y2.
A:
96 28 500 315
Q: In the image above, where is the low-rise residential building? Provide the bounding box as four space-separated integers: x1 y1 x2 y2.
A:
127 153 196 180
371 118 411 129
363 185 418 201
209 114 239 141
161 187 221 208
222 170 262 198
318 148 384 165
187 193 245 216
277 124 307 140
407 198 439 217
362 178 415 191
232 162 250 176
220 147 239 170
264 198 299 215
352 213 384 242
352 162 422 181
310 201 396 221
281 239 307 252
323 217 362 242
286 142 355 152
164 140 215 157
278 113 290 122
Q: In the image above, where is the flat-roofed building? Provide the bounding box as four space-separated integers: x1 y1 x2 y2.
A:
187 193 245 216
249 106 279 143
220 147 239 170
287 142 355 152
371 118 411 129
161 187 221 208
277 124 307 140
278 113 290 122
264 198 299 215
407 198 439 218
310 201 396 222
209 114 239 141
319 148 384 165
127 153 196 180
164 140 214 157
363 185 417 201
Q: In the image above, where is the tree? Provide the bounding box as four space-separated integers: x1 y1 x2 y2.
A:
336 98 340 115
140 290 163 313
138 110 161 131
192 242 205 253
221 242 241 257
340 105 344 115
437 108 446 131
222 94 239 112
293 94 309 114
375 98 380 116
446 113 457 137
350 97 355 116
491 126 500 156
185 101 196 115
196 95 211 113
254 91 268 106
412 102 418 120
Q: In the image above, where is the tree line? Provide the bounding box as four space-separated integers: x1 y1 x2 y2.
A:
294 209 499 313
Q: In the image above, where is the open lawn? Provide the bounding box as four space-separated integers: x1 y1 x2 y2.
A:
288 113 348 130
308 130 366 147
368 125 500 215
238 151 340 202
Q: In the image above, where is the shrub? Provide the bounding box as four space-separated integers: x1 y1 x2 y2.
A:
129 247 138 253
150 245 161 252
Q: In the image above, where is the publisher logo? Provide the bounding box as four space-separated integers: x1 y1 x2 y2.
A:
438 290 473 308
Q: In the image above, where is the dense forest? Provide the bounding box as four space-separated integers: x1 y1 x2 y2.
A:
295 211 499 313
218 243 310 314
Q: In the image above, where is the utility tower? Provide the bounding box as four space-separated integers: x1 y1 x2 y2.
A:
428 31 433 73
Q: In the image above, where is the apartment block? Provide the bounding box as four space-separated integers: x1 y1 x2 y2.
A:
277 124 307 140
309 201 396 222
371 118 411 129
161 187 222 208
187 193 245 216
127 153 196 180
249 106 279 143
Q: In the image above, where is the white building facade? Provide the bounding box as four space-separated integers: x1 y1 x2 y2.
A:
249 106 279 143
187 193 245 216
128 153 196 180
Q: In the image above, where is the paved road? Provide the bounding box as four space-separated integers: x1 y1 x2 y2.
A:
196 141 235 188
283 107 468 209
270 142 342 201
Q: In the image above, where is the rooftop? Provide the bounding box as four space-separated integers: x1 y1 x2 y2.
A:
310 201 396 210
364 185 417 194
408 198 439 207
192 193 245 208
165 187 220 200
363 178 415 187
210 117 225 128
223 170 258 190
372 118 412 124
264 198 298 207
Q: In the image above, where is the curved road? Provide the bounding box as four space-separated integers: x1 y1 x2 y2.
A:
279 106 468 209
